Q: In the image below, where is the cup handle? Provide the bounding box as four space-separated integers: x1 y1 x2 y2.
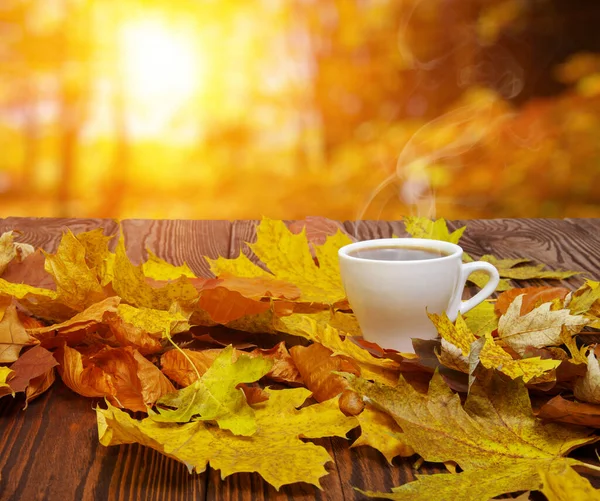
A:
447 262 500 321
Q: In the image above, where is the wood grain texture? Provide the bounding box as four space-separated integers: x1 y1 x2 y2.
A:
120 219 232 277
453 218 600 283
0 217 120 252
565 218 600 239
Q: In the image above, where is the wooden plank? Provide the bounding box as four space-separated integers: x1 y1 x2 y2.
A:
0 380 206 501
452 218 600 283
120 219 232 277
0 217 119 252
205 220 347 501
565 218 600 238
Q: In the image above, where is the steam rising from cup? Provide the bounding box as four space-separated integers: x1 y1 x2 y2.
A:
354 0 526 231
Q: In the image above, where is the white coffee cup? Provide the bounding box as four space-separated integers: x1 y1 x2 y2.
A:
338 238 500 353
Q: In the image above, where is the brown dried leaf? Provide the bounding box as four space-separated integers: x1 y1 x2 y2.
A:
248 342 303 385
338 389 365 416
161 348 222 387
289 342 360 402
239 383 270 405
7 345 58 394
197 286 271 324
288 217 355 246
25 367 56 406
0 304 38 363
495 286 570 316
58 345 174 412
1 249 52 289
28 296 121 339
537 395 600 428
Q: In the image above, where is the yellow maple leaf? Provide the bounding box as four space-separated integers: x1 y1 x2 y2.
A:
279 314 400 384
463 300 498 337
75 229 115 284
43 230 107 311
0 279 74 323
403 216 465 244
115 303 190 337
428 312 474 373
431 311 560 382
574 350 600 404
358 460 577 501
468 255 579 292
429 313 475 357
142 250 197 280
559 326 588 365
150 345 273 436
0 366 15 398
348 372 595 468
498 295 588 355
0 304 38 363
112 237 198 310
476 334 561 383
347 372 597 499
352 404 414 464
569 280 600 328
0 231 17 276
208 218 352 304
97 388 358 489
540 464 600 501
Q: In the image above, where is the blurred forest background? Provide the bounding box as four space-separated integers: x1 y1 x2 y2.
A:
1 0 600 221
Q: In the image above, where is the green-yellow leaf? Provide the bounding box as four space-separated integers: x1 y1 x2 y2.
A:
404 216 465 244
540 464 600 501
498 295 588 355
97 388 358 489
463 300 498 337
150 345 273 436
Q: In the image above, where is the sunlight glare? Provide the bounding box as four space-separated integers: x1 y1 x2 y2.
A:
120 19 201 109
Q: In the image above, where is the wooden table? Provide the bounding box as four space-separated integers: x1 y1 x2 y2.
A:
1 217 600 501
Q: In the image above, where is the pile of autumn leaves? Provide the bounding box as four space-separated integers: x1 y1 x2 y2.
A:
1 217 600 500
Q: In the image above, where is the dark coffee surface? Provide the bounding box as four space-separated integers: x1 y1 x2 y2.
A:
348 245 450 261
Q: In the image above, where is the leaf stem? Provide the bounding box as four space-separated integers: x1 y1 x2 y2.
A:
164 325 201 381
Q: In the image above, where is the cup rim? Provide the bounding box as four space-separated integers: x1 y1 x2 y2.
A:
338 238 462 264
